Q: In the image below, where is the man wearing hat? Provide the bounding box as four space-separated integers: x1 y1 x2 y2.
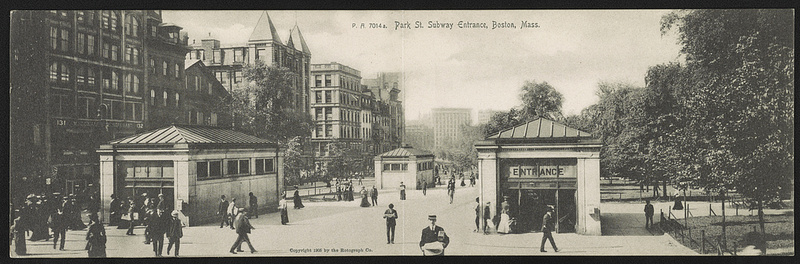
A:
540 206 559 252
166 210 183 257
109 194 121 226
419 214 449 256
229 208 256 254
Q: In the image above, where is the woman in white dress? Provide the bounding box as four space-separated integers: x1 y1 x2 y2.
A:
497 196 512 234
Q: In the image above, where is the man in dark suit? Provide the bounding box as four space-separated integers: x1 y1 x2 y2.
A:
150 209 169 257
540 206 559 252
229 209 257 254
218 195 229 228
166 210 183 257
383 203 398 244
370 186 379 206
644 199 654 229
50 208 68 250
248 192 258 218
419 215 449 256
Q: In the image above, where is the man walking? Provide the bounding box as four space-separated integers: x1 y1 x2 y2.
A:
419 215 449 256
644 199 654 229
384 204 398 244
474 197 481 232
50 208 68 250
483 202 491 234
166 210 183 257
249 192 258 218
540 206 559 252
150 210 169 257
229 209 256 254
218 195 229 228
370 186 379 206
422 181 427 196
399 182 406 200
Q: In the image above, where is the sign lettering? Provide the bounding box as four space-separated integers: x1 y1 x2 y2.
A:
509 165 575 178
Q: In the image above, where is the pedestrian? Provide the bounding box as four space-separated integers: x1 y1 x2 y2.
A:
11 214 26 256
371 185 379 206
229 209 257 254
249 192 258 218
447 181 455 204
347 184 355 201
419 215 449 256
644 199 654 229
399 182 406 200
166 210 183 257
218 195 229 228
359 186 371 207
483 202 492 234
150 209 169 257
460 177 465 187
143 209 154 244
336 184 342 201
126 196 137 235
672 192 684 210
384 203 398 244
422 181 427 196
50 208 68 250
227 198 238 230
85 213 107 258
65 195 86 230
540 206 559 252
358 175 363 185
497 196 512 234
474 197 480 232
156 193 168 213
109 194 121 226
138 193 150 223
469 175 475 187
293 186 305 209
279 194 289 225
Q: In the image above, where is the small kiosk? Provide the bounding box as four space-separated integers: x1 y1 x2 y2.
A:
476 118 602 235
97 125 283 226
374 145 435 190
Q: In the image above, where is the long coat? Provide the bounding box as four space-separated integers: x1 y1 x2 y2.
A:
166 217 183 239
85 222 106 257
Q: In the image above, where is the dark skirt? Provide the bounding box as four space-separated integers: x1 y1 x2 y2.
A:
280 209 289 224
360 196 371 207
400 190 406 200
294 196 304 209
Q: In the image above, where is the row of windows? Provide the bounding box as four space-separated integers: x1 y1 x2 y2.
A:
50 61 141 95
197 158 275 179
417 161 434 171
121 161 173 178
50 10 140 36
149 58 182 79
148 89 181 108
315 124 334 138
214 71 244 85
185 75 215 94
187 111 219 126
50 93 143 121
314 91 332 104
50 26 142 65
383 163 409 171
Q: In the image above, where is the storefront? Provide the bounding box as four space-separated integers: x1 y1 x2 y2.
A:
476 118 602 235
374 145 435 190
97 125 283 226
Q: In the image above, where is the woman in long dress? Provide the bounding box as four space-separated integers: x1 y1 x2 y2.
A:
11 215 26 256
86 214 107 258
293 186 304 209
279 195 289 225
399 182 406 200
359 187 371 207
497 197 512 234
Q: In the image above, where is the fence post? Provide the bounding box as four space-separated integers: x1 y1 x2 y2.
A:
688 228 692 246
710 204 712 216
701 230 705 254
735 203 738 216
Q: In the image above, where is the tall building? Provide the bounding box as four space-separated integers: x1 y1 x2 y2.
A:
309 62 363 168
186 11 311 114
477 109 500 125
9 10 224 204
404 119 434 152
363 72 404 153
431 108 472 149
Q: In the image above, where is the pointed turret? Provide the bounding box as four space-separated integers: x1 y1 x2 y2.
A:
287 25 311 55
248 11 283 44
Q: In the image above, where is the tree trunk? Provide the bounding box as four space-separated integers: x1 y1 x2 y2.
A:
653 181 659 198
721 191 726 245
662 180 668 199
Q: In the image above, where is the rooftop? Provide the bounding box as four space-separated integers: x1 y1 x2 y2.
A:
108 125 275 146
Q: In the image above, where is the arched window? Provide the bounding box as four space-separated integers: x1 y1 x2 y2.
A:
163 91 168 106
110 11 119 32
124 73 131 93
131 17 139 37
162 61 167 76
174 64 180 78
175 93 180 107
132 48 139 65
150 90 156 105
132 75 139 94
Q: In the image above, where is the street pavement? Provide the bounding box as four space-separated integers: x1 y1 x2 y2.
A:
11 184 700 257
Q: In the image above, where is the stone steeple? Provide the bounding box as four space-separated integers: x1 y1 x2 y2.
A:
287 24 311 55
248 11 283 44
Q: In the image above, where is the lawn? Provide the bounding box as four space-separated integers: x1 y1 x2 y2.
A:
663 214 794 255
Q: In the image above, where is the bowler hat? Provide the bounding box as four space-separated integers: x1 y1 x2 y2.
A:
428 214 436 220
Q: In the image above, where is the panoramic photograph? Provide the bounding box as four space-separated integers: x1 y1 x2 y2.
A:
8 9 794 257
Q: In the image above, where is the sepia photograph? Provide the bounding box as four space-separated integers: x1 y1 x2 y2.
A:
8 9 794 258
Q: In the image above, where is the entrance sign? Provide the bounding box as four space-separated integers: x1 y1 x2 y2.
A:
509 164 576 178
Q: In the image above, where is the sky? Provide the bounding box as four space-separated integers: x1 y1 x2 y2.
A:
163 10 684 122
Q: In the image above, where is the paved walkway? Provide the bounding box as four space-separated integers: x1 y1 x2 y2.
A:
12 185 699 257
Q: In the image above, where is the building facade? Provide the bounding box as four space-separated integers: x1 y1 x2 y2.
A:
9 10 221 204
431 108 472 150
309 62 364 168
363 73 405 154
476 118 601 235
477 109 500 125
186 11 311 115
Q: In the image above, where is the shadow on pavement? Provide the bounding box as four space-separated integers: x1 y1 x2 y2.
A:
601 213 656 236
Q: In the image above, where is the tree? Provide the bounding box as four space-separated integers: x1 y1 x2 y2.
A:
326 142 361 181
436 124 483 174
219 61 314 143
662 9 794 233
519 80 564 121
482 108 522 138
283 136 309 188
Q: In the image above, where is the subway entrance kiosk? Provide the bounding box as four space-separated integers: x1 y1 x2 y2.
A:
476 118 602 235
